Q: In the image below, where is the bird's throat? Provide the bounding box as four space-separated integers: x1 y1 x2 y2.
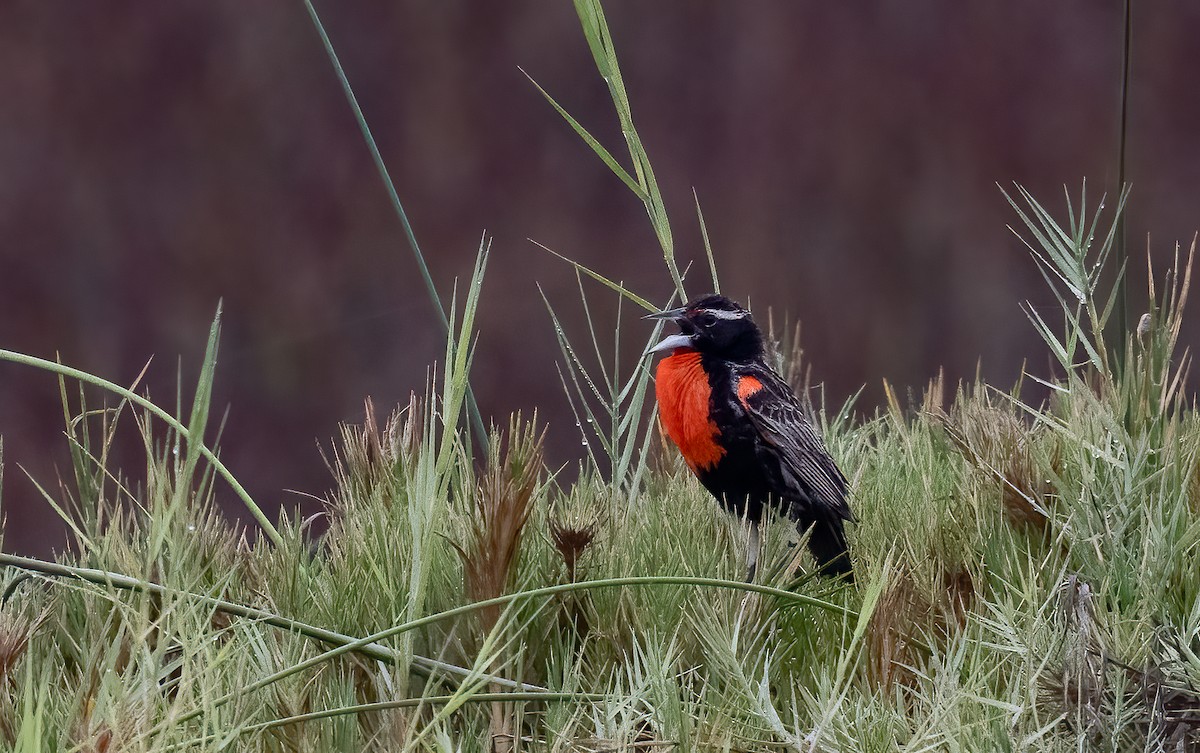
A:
655 350 726 472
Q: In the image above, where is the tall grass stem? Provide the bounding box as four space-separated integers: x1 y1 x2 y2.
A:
301 0 489 451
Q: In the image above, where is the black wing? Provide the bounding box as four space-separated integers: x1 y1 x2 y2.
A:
738 366 852 523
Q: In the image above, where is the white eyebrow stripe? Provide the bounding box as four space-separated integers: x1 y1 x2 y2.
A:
700 308 749 320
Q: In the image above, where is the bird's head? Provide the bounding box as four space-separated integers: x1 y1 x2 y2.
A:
646 294 764 362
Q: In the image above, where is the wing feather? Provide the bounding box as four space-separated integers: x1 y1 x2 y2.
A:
739 368 852 522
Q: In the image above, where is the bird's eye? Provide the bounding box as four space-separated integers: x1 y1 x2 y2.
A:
697 312 717 327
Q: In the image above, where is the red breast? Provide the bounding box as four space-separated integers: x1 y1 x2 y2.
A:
655 350 725 471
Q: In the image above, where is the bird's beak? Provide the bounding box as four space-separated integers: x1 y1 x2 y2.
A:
646 333 695 355
644 306 693 356
642 306 687 322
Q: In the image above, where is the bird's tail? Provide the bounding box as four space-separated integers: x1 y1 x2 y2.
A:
803 515 854 582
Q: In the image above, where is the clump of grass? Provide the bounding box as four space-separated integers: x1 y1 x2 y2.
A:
934 387 1060 536
1037 573 1200 750
0 602 45 745
866 564 975 694
456 414 545 637
451 414 544 752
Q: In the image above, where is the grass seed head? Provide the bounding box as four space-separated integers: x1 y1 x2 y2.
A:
548 515 597 583
459 413 546 633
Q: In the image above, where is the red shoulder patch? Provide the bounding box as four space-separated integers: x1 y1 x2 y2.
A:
736 375 763 408
655 351 725 471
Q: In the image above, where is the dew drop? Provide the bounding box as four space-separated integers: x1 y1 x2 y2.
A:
581 438 589 447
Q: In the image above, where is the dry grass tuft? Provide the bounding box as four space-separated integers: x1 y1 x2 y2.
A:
1039 575 1200 749
548 512 598 643
1041 574 1107 739
867 564 976 693
933 397 1057 535
1122 661 1200 749
326 395 424 513
458 413 545 634
1188 453 1200 516
867 569 929 692
548 515 598 585
67 681 150 753
940 565 975 633
70 718 115 753
453 413 545 753
0 603 48 744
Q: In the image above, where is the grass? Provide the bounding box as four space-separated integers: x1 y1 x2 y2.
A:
3 2 1199 751
1 200 1197 751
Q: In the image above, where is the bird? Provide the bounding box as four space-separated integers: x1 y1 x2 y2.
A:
646 294 853 581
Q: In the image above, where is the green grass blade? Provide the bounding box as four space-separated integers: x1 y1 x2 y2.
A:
694 189 720 294
301 0 489 452
178 302 221 497
172 692 613 750
531 239 657 312
0 348 282 546
520 68 647 201
565 0 686 299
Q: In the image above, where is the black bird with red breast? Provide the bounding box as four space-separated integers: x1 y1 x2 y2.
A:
647 294 853 581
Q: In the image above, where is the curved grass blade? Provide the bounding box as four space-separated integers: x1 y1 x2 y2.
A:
570 0 684 299
694 188 720 294
171 692 613 751
530 239 656 313
520 67 647 202
152 574 852 736
0 349 282 546
0 552 531 692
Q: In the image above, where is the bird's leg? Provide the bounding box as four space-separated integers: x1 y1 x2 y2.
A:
745 520 761 582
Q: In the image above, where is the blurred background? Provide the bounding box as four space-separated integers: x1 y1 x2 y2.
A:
1 2 1197 555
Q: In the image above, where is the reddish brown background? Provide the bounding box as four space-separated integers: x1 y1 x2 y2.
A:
1 2 1197 554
